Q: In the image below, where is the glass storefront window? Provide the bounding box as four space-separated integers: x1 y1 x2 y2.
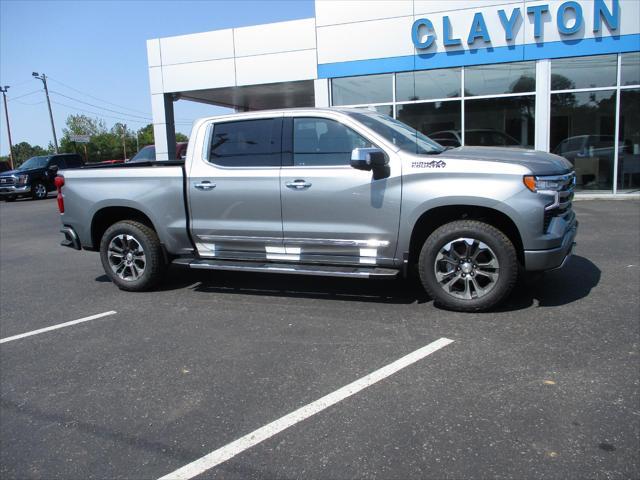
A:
618 88 640 191
396 68 461 102
551 90 616 191
465 96 535 148
464 62 535 96
396 101 461 146
331 73 393 106
621 52 640 87
551 54 617 90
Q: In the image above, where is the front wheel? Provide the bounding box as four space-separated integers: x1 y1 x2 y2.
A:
418 220 518 312
99 220 166 291
32 182 48 200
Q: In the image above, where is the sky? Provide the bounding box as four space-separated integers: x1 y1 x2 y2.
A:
0 0 315 155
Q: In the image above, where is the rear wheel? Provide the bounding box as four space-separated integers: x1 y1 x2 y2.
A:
418 220 518 312
99 220 166 291
32 182 48 200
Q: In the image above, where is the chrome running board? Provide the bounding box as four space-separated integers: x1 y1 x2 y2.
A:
173 258 399 279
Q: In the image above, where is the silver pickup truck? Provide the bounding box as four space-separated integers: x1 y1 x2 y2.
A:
57 108 577 312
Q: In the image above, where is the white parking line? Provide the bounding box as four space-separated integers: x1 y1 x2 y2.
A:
158 337 454 480
0 311 117 344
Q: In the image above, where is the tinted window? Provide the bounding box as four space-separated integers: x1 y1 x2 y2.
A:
49 157 66 169
63 155 83 168
331 73 393 106
293 118 372 166
210 118 280 167
551 54 617 90
621 52 640 86
397 101 461 138
396 68 461 101
129 146 156 163
465 96 535 148
465 62 535 96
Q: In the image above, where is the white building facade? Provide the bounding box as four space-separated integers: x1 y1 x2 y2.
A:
147 0 640 194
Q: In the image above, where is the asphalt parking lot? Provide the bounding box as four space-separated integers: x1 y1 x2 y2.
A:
1 196 638 479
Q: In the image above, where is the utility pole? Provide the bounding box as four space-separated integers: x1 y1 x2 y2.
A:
0 86 14 169
32 72 58 153
122 123 127 160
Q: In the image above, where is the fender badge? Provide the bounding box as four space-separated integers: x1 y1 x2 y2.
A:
411 160 446 169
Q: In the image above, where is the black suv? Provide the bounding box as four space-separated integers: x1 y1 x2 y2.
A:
0 153 84 201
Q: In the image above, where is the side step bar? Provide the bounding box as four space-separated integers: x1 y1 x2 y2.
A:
173 258 399 279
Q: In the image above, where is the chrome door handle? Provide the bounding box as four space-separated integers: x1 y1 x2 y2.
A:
285 179 312 190
194 181 216 191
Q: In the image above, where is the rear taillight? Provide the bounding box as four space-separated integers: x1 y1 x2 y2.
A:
54 175 65 213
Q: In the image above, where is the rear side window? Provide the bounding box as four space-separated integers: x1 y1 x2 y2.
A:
292 118 372 167
209 118 281 167
49 157 66 169
65 155 83 167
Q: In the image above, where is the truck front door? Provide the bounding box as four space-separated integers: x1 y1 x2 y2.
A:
188 116 283 259
279 114 401 266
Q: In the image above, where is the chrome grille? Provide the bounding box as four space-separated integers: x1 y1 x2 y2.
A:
0 176 16 186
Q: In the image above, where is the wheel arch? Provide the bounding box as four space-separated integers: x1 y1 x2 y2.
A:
91 206 157 251
407 204 524 267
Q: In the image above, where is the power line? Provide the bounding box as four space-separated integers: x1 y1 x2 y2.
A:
50 100 151 125
7 89 41 102
46 76 195 123
47 76 153 117
50 90 153 121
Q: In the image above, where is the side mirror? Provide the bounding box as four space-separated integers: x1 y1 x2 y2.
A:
47 165 59 175
350 148 388 171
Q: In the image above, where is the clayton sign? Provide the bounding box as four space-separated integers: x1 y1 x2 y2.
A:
411 0 620 50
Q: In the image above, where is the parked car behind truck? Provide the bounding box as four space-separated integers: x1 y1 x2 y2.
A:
57 109 577 312
0 153 84 201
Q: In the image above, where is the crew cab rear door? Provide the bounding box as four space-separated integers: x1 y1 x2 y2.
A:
188 115 283 259
279 112 401 266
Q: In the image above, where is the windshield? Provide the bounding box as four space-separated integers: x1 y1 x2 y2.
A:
345 111 444 155
18 156 49 170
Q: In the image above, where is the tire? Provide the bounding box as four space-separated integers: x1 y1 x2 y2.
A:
32 182 48 200
99 220 166 291
418 220 518 312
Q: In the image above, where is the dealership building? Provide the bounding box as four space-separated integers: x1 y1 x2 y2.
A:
146 0 640 194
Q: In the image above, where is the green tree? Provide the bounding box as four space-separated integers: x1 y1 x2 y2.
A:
10 142 51 167
137 124 154 148
62 114 107 137
176 132 189 142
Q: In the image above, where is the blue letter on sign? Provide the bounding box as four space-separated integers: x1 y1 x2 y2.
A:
412 18 435 49
594 0 619 32
467 12 491 45
527 4 549 38
557 1 584 35
498 7 522 41
443 16 462 46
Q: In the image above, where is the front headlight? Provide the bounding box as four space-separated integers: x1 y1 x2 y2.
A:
523 175 569 192
17 174 29 184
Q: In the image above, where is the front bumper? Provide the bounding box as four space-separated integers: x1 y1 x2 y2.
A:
0 185 30 197
524 220 578 271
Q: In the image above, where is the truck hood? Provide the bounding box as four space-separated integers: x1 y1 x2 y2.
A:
442 146 573 175
0 168 41 177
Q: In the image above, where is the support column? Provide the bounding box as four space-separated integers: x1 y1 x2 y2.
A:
151 93 176 161
535 59 551 152
314 78 330 107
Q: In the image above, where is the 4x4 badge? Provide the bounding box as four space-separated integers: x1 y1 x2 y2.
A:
411 160 446 169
